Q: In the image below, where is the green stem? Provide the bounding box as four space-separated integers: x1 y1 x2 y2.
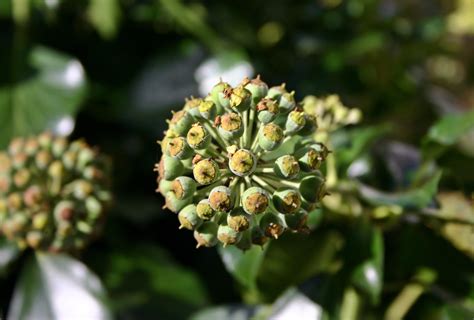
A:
254 167 274 174
251 175 276 193
203 121 229 150
246 108 256 149
261 175 299 189
340 287 360 320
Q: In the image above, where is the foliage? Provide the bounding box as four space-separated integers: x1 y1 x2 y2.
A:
1 0 473 319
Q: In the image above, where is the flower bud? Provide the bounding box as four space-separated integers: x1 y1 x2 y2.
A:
299 174 326 203
260 213 285 239
54 201 75 222
274 155 300 179
278 91 296 114
297 143 329 171
186 123 211 149
169 110 193 136
298 114 318 136
209 186 232 212
178 204 202 230
218 113 244 141
273 189 301 214
198 99 217 119
285 210 309 232
172 176 197 199
183 97 203 117
165 191 192 213
242 187 269 215
228 149 256 177
244 76 269 105
196 199 215 220
250 226 269 246
194 221 218 248
258 123 284 151
267 84 287 100
257 98 279 124
217 224 242 246
157 155 184 181
230 86 252 112
164 137 193 160
285 109 306 134
193 158 220 185
227 207 250 232
210 81 232 110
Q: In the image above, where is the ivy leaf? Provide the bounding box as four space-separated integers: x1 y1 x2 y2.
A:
0 46 87 148
8 252 112 320
88 0 122 39
357 171 442 209
0 238 20 276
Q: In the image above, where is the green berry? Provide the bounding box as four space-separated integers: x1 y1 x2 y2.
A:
187 123 211 149
196 199 215 220
230 86 252 112
274 155 300 179
193 158 220 185
218 113 244 141
178 204 202 230
242 187 269 215
258 123 284 151
228 149 256 177
257 98 279 123
260 212 285 239
209 186 232 212
171 176 197 199
227 207 250 232
194 221 218 248
273 189 301 214
217 224 242 246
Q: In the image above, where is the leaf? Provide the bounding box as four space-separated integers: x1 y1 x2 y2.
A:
256 230 343 301
0 238 20 276
0 46 87 148
88 0 122 39
357 171 442 209
351 229 384 305
269 288 327 320
8 252 112 320
190 305 260 320
423 110 474 158
96 244 209 318
331 125 390 171
218 245 266 290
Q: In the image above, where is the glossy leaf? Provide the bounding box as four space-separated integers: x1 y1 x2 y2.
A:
427 110 474 146
218 245 266 290
8 252 112 320
269 288 327 320
0 238 20 276
256 230 343 301
190 305 260 320
0 46 86 148
357 171 441 209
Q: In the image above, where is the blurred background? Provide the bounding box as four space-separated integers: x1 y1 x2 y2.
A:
1 0 473 319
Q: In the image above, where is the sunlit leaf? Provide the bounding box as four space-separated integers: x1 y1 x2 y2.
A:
0 46 87 148
88 0 122 39
8 253 112 320
269 288 327 320
190 305 260 320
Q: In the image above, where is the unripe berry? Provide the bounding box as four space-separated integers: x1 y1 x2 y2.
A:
267 83 287 100
278 91 296 114
165 191 192 213
228 149 256 177
260 213 285 239
227 207 250 232
274 155 300 179
172 176 197 200
273 189 301 214
178 204 202 230
285 210 309 232
218 113 244 141
217 224 242 246
156 155 184 181
209 186 233 212
183 97 203 117
258 123 284 151
299 174 326 203
164 137 193 160
169 110 193 136
194 221 218 248
285 109 306 134
297 143 329 171
257 98 279 124
242 187 270 215
196 199 215 220
198 99 217 120
193 159 220 185
244 76 269 105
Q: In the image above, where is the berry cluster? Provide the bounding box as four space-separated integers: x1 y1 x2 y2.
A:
155 76 329 250
0 133 111 253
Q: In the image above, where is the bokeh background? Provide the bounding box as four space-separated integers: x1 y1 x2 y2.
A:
1 0 473 319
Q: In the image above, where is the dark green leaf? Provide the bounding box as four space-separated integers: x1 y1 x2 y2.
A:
0 46 87 148
0 238 20 276
357 171 442 209
218 245 266 290
8 252 111 320
256 230 343 301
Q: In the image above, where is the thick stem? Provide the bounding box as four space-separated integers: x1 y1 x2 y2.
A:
254 167 274 174
261 175 299 189
251 175 276 193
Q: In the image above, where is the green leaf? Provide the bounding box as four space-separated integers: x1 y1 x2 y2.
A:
0 46 87 148
190 305 261 320
269 288 328 320
256 230 343 301
357 171 442 209
8 252 112 320
351 227 384 305
97 244 209 318
88 0 122 39
331 125 390 171
423 110 474 158
218 245 266 290
0 238 20 276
